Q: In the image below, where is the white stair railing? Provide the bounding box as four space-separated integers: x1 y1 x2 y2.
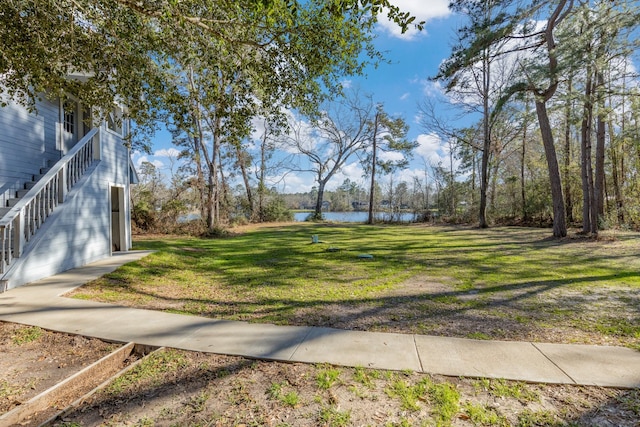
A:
0 127 101 275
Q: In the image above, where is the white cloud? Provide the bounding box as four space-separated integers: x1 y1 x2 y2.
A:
341 79 353 89
395 167 425 186
133 154 147 166
133 154 165 170
378 150 406 163
270 172 315 194
421 79 444 97
250 115 268 143
154 147 181 158
415 133 444 165
378 1 451 41
279 113 320 155
328 162 365 190
399 92 411 101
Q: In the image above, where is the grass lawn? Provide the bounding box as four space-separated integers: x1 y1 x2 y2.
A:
69 223 640 348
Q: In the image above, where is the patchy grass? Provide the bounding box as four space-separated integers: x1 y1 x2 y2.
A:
317 405 351 426
69 224 640 347
353 365 380 388
316 365 342 390
267 381 301 407
281 391 301 407
0 380 21 401
473 378 540 403
517 409 564 426
385 374 460 425
106 349 188 394
11 325 43 345
466 332 492 340
267 381 284 400
463 402 509 426
49 350 640 426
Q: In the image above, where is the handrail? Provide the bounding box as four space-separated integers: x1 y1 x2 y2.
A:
0 127 102 275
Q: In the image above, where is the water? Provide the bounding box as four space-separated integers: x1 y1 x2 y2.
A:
177 213 201 223
179 211 419 223
293 211 418 223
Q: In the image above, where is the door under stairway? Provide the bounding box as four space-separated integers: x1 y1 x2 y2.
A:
110 186 125 252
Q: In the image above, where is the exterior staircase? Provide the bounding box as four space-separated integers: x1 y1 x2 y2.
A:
0 128 102 288
1 165 52 215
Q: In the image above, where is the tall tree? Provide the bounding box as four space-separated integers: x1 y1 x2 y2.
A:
152 0 409 230
560 0 640 234
364 107 415 224
443 0 574 236
561 77 576 224
435 0 520 228
0 0 422 150
250 116 289 221
513 0 574 237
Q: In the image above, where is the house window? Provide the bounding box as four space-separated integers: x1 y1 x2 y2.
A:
107 105 124 135
82 107 92 136
63 100 76 134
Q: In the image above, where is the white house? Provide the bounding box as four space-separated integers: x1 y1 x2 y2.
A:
0 93 137 291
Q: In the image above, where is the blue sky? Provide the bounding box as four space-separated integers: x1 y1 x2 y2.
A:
135 1 469 193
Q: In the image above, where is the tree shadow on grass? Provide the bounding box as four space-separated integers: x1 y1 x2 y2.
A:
73 265 640 348
83 225 640 347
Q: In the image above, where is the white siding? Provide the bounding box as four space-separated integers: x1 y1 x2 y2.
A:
0 96 60 206
1 124 134 289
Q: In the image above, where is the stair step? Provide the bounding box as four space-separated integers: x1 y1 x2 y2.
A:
6 199 19 207
24 181 36 190
17 189 29 198
40 167 50 175
0 207 11 217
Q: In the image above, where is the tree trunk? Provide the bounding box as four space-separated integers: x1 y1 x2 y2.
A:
533 0 570 237
609 121 625 225
563 78 574 223
594 71 606 223
234 144 254 219
470 150 477 210
205 161 215 231
521 100 531 221
315 180 326 218
194 119 217 231
192 134 207 224
423 164 430 218
367 112 379 225
479 144 489 227
521 133 527 221
580 69 596 234
187 68 208 228
219 154 232 223
479 49 490 228
201 117 221 231
535 100 567 237
258 134 267 221
448 141 456 217
489 155 499 215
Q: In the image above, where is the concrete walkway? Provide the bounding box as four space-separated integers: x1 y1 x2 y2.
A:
0 251 639 389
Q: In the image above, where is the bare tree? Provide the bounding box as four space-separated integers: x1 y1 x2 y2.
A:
281 90 375 219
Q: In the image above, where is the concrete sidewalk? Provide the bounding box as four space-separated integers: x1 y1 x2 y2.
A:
0 251 638 389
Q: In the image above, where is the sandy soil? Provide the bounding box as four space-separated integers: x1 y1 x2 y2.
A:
2 322 638 426
0 322 120 425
